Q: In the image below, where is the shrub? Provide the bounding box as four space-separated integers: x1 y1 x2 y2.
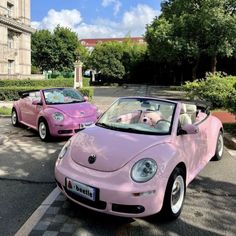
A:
77 87 93 100
0 78 73 87
0 86 94 101
83 77 91 87
182 74 236 113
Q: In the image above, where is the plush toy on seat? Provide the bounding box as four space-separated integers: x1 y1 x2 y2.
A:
141 111 162 127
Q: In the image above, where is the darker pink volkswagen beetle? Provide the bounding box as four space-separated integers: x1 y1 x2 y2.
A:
55 97 224 219
12 88 98 141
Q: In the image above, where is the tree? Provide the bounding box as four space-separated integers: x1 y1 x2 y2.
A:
88 39 147 82
52 26 79 72
76 42 90 70
32 26 81 72
31 30 55 71
122 40 147 80
89 42 125 81
145 0 236 80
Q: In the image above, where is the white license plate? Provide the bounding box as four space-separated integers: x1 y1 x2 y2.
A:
66 178 96 201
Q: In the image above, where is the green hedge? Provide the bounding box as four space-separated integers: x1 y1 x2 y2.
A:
83 77 90 87
0 86 94 101
182 74 236 113
0 78 74 87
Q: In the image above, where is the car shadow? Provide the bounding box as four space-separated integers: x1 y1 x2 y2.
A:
43 176 236 235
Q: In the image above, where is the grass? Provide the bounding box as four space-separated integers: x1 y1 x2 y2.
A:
223 123 236 136
0 107 11 116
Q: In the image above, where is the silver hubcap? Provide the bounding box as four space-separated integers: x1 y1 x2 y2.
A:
217 134 223 157
12 111 17 124
39 122 46 139
171 175 185 214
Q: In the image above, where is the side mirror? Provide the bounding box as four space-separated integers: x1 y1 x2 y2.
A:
178 124 199 135
32 100 42 106
83 96 89 102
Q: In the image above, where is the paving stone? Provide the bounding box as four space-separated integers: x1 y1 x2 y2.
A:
42 231 59 236
60 223 77 233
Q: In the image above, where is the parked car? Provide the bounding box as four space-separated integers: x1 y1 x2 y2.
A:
55 97 224 219
12 88 98 141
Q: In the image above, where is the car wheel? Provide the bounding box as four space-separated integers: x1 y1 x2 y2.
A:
161 167 185 220
212 131 224 161
11 108 19 127
38 119 50 141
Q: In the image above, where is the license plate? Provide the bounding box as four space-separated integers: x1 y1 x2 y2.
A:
66 178 96 201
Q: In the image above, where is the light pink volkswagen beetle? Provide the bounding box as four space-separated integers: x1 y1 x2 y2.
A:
55 97 224 219
12 88 98 141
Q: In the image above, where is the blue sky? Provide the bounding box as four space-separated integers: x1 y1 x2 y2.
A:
31 0 161 39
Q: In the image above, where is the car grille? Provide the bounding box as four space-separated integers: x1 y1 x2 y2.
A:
58 130 73 134
112 203 145 214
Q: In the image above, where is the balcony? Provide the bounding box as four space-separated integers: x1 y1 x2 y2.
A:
0 14 35 34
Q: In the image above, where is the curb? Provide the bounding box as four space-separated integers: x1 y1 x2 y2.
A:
224 132 236 150
15 187 60 236
0 115 11 118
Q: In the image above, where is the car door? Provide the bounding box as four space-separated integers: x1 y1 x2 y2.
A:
26 91 43 128
177 110 209 183
194 111 212 166
20 93 31 124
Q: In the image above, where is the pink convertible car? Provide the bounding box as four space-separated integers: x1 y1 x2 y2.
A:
55 97 224 219
12 88 98 141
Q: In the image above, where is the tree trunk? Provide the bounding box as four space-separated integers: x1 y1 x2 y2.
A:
192 59 199 81
211 56 217 75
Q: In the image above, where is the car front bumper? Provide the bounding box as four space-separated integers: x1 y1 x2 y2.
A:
55 155 168 218
48 115 97 137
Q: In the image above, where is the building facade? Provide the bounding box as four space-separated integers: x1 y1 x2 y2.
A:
0 0 34 79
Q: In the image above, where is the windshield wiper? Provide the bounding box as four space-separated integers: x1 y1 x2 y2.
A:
96 122 120 130
69 100 84 103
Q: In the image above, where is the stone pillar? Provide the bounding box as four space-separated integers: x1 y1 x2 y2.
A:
74 60 83 89
91 70 95 82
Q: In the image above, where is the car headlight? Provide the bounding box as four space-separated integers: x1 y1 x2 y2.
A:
53 112 64 121
131 158 157 183
58 140 71 159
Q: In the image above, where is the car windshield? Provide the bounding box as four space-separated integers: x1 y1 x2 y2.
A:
43 88 84 105
97 98 176 135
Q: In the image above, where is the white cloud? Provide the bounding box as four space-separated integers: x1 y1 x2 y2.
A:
31 4 160 39
122 4 158 32
102 0 122 15
32 9 82 31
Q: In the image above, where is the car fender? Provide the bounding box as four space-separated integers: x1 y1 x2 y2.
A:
126 142 186 209
207 114 224 157
36 107 68 131
12 102 23 122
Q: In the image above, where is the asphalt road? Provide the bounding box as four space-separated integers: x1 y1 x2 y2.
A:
0 86 235 236
0 118 66 235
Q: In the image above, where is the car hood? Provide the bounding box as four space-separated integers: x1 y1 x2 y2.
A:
47 102 96 118
70 125 171 172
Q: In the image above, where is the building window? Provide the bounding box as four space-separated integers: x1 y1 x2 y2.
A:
7 2 14 18
8 60 14 74
8 31 14 48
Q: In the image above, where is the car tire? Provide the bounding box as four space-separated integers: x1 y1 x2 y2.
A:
38 119 51 141
161 167 186 220
212 131 224 161
11 108 19 127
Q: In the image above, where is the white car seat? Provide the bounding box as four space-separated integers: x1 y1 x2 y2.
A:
179 104 192 127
